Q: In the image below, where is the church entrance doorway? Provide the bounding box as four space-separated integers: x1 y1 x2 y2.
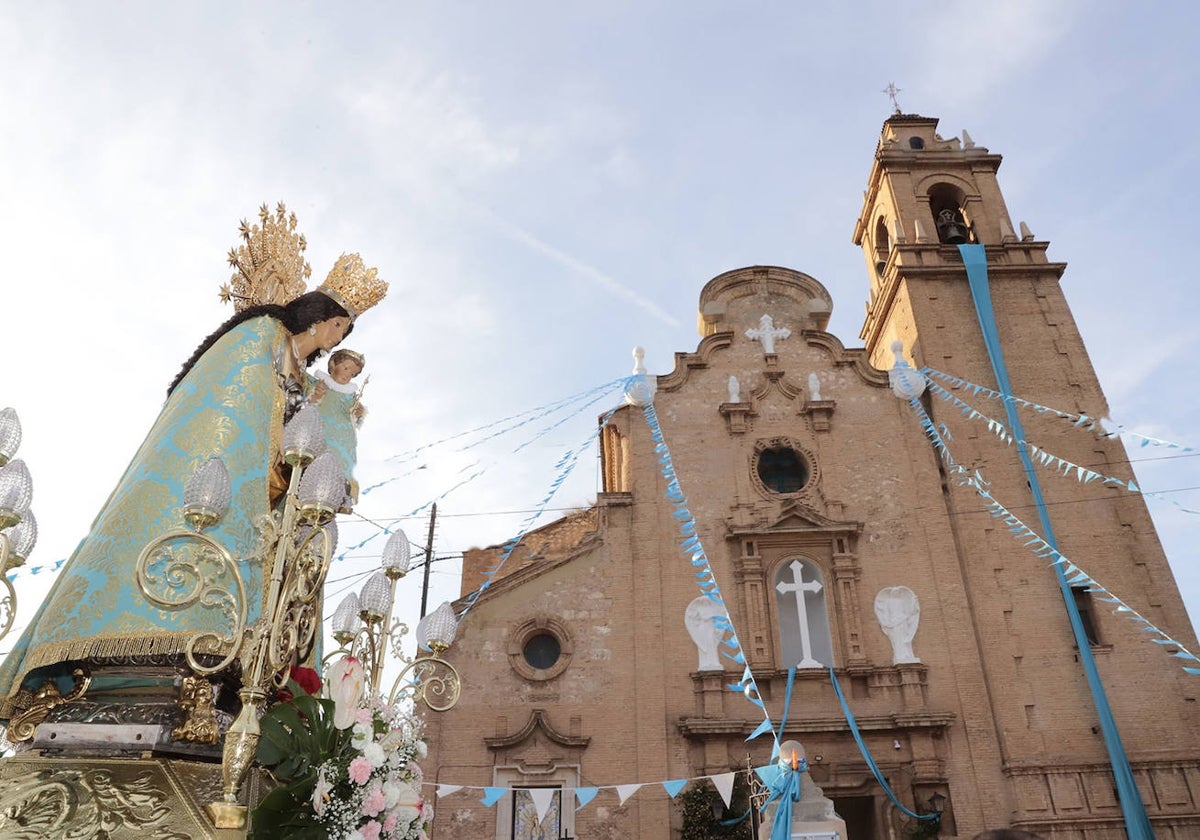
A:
831 795 878 840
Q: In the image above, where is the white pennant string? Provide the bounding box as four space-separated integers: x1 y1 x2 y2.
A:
527 788 557 824
709 772 736 808
616 784 642 805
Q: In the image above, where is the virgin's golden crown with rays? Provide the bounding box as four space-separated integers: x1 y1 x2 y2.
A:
221 202 312 311
218 202 386 318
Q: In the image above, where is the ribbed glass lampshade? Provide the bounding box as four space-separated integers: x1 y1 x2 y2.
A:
358 572 393 623
331 592 361 640
418 601 459 651
0 408 21 466
5 509 36 564
183 458 231 528
282 404 326 465
297 451 344 523
0 460 32 527
381 529 411 578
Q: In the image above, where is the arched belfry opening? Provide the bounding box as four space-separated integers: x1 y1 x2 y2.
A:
928 182 974 244
873 215 891 276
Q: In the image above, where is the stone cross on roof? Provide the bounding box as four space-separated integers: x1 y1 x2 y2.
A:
745 314 791 356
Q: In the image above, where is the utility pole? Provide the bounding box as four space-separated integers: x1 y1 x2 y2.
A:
420 502 437 618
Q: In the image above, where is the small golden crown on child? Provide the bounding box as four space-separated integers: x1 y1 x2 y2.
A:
317 252 388 319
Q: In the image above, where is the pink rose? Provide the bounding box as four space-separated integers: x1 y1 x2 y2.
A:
360 820 381 840
382 813 398 833
363 786 387 817
326 656 366 730
348 756 373 785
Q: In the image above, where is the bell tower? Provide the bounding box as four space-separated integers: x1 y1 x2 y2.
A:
854 114 1067 374
852 114 1200 837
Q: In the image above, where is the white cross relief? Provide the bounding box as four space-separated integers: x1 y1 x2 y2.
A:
776 560 825 669
745 314 791 356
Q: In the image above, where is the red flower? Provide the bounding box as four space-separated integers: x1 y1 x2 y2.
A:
291 666 322 696
277 666 323 702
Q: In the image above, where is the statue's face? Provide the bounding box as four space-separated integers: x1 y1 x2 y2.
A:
313 316 351 351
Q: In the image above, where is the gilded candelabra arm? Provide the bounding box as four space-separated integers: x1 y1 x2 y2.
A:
0 535 17 645
387 645 461 712
388 621 411 664
135 528 247 676
265 522 335 685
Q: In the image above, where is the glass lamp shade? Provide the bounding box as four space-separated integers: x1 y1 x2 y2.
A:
0 459 32 528
183 458 231 529
282 404 326 466
4 509 36 566
418 601 459 651
297 451 344 523
331 592 361 642
358 572 393 623
381 529 411 578
0 408 21 466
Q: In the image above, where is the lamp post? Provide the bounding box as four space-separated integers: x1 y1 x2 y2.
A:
0 408 37 644
329 528 462 711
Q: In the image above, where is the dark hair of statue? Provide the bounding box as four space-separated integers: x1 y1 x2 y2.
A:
167 291 353 395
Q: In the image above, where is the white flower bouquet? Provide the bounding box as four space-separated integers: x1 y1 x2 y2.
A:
251 657 433 840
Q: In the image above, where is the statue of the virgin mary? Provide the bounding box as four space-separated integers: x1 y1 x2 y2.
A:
0 204 387 734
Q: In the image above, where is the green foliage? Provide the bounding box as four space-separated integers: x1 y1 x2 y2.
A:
248 680 354 840
677 777 753 840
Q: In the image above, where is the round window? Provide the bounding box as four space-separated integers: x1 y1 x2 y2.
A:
522 633 561 670
756 446 809 494
508 618 573 681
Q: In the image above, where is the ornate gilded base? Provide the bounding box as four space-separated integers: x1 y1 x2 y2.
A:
0 752 272 839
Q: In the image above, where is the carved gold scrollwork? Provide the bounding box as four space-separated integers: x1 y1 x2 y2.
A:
264 525 333 689
0 766 186 840
7 667 91 743
172 675 220 745
135 529 247 675
389 654 461 712
0 574 17 644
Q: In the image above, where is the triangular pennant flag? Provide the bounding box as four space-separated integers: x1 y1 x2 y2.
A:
527 788 557 824
755 764 782 787
436 784 464 797
616 784 642 805
574 787 598 810
662 779 688 798
709 772 736 808
746 717 773 741
481 787 507 807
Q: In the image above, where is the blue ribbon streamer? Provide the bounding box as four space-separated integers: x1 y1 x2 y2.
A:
760 765 802 840
828 667 937 822
958 244 1153 839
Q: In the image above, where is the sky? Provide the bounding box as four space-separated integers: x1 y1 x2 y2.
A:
0 2 1197 683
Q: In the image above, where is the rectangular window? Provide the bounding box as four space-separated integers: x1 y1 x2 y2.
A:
511 787 561 840
1072 587 1101 646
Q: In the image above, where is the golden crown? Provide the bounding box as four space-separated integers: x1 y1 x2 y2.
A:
219 202 312 311
317 253 387 319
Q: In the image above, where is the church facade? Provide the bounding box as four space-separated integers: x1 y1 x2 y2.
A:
423 114 1200 839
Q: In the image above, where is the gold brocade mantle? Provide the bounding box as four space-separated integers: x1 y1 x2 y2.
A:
0 753 272 839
